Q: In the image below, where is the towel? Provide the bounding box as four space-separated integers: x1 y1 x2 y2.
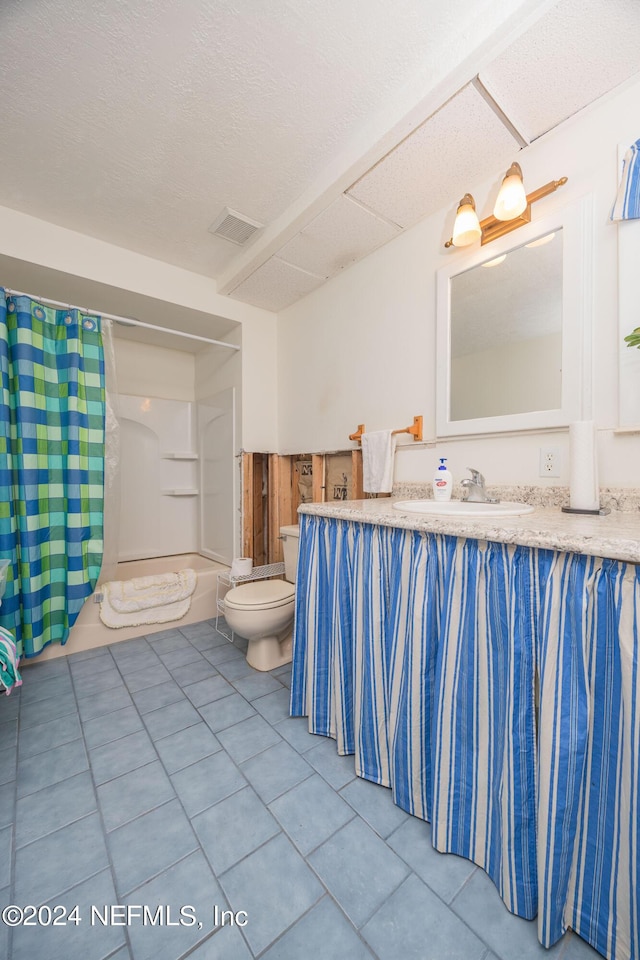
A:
0 626 21 695
361 430 397 494
611 138 640 221
99 568 197 629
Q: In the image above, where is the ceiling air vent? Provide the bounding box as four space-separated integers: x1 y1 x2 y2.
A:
208 207 263 245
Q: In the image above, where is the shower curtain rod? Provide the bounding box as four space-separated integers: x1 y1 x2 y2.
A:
3 288 241 351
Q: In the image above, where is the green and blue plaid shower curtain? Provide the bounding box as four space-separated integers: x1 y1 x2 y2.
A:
0 290 105 657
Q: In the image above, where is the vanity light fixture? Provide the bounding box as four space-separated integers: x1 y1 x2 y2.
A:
451 194 482 247
444 169 568 249
493 162 527 220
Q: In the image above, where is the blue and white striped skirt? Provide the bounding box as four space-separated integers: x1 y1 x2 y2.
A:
290 514 640 960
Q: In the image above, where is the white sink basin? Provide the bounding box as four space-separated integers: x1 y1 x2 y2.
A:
393 499 535 518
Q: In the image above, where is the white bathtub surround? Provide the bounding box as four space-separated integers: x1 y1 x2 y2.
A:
117 395 199 562
99 568 197 628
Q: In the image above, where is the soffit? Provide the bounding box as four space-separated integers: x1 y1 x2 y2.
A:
0 253 238 353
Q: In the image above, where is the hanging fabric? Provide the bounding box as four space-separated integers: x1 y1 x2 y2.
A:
610 137 640 221
0 290 106 657
0 625 22 694
98 317 121 586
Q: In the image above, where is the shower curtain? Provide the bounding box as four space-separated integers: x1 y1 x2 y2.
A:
0 290 107 657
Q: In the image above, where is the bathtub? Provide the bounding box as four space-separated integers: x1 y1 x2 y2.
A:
32 553 229 662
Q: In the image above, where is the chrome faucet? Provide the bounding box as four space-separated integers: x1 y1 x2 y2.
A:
460 468 498 503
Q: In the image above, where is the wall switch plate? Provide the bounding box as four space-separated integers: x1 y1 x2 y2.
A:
539 446 561 477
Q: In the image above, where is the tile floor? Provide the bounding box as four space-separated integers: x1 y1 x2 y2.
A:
0 619 604 960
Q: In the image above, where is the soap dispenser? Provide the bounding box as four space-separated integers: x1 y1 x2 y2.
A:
433 458 453 501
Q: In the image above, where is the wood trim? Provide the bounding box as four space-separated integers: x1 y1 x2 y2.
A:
279 456 295 527
241 452 254 560
267 453 281 563
291 457 302 518
252 453 266 566
267 454 296 562
351 449 364 500
312 454 325 502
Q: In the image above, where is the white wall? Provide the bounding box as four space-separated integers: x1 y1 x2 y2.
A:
278 75 640 489
114 339 195 401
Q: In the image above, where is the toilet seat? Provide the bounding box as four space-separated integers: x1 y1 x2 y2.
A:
225 580 295 612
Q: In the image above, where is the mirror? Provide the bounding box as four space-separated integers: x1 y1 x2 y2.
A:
436 200 591 437
450 231 562 421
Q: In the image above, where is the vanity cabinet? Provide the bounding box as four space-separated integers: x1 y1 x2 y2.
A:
291 511 639 960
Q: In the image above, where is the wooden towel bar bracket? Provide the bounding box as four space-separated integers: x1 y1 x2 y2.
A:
348 423 366 443
349 415 423 444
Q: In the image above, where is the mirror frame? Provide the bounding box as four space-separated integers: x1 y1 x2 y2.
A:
436 196 593 438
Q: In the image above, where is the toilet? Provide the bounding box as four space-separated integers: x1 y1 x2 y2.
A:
223 524 299 671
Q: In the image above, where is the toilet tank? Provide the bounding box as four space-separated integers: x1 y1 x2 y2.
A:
280 524 300 583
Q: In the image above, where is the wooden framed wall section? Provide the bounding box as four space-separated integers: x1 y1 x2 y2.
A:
241 450 363 564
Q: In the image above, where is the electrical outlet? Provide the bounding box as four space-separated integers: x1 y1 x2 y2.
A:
539 445 561 477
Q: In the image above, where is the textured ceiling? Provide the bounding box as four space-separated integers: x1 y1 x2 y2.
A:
1 0 639 323
346 84 520 229
479 0 640 141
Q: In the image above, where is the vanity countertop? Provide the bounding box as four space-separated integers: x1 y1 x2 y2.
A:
298 497 640 564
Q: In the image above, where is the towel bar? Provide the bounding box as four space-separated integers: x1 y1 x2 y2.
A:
349 416 423 444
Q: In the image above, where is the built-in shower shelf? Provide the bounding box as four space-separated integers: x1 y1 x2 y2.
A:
160 488 199 496
161 452 199 460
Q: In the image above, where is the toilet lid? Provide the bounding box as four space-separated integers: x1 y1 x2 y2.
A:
225 580 295 610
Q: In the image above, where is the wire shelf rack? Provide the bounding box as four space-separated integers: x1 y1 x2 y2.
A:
215 562 286 644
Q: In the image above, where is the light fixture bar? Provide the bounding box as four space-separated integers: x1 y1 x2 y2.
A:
444 176 568 248
480 204 531 245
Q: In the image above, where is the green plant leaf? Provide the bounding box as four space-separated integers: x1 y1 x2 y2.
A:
624 327 640 348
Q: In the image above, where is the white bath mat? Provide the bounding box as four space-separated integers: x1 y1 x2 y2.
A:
99 595 194 629
103 569 197 613
99 568 197 628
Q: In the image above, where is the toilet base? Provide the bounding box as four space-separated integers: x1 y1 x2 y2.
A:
246 631 293 672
